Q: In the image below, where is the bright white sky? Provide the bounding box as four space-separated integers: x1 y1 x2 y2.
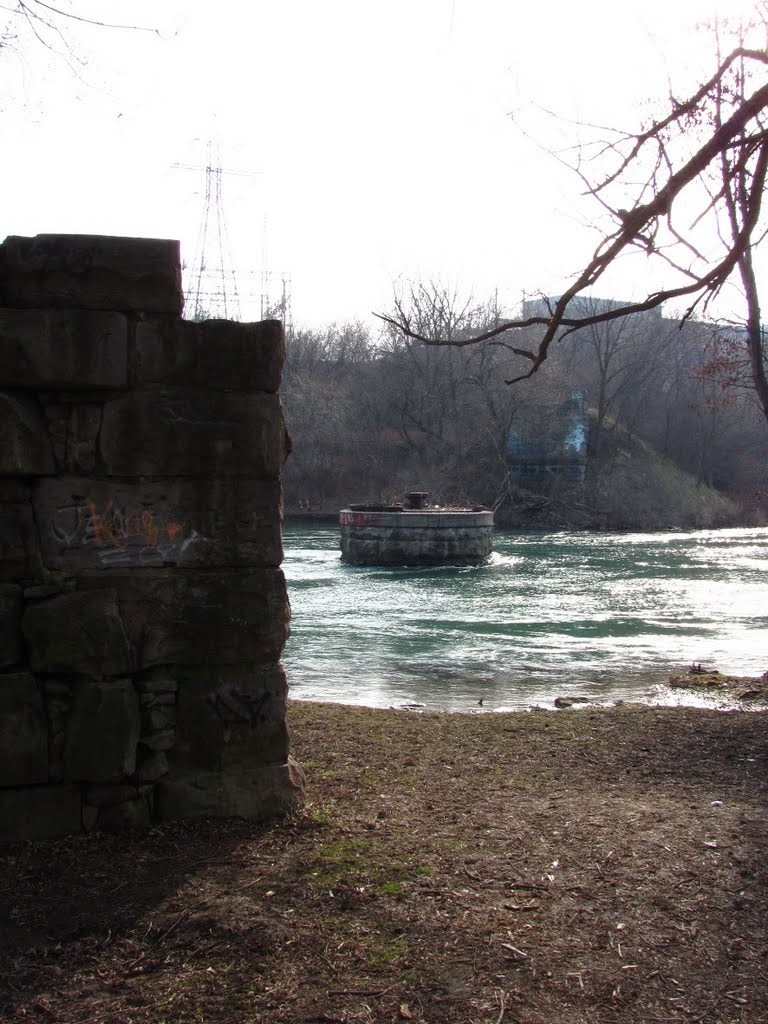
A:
0 0 762 328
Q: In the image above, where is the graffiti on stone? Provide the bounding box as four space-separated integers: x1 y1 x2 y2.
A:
51 499 200 565
207 689 271 728
564 423 587 457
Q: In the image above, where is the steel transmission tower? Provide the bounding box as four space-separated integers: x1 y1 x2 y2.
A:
261 271 293 335
174 143 259 321
175 145 292 328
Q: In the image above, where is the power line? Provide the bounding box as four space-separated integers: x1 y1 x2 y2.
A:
260 213 292 333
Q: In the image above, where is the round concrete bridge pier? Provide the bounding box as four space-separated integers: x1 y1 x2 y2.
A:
339 496 493 566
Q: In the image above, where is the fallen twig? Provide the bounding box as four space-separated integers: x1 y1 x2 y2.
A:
328 983 399 997
496 987 507 1024
500 942 529 960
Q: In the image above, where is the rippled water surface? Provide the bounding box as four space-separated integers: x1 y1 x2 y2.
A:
282 524 768 711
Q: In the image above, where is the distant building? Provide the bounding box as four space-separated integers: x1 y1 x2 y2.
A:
522 295 662 322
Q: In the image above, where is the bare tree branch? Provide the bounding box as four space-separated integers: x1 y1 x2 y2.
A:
3 1 158 34
378 29 768 409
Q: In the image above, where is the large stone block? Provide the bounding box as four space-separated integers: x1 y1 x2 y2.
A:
0 234 182 314
35 477 283 571
85 782 142 807
63 678 140 782
45 678 73 782
170 663 289 773
0 482 43 581
0 392 54 476
0 671 48 785
43 402 102 475
100 387 288 479
78 569 290 668
0 309 127 388
97 795 152 831
134 317 284 392
135 749 169 783
22 590 133 676
0 784 81 842
0 584 22 667
154 757 305 823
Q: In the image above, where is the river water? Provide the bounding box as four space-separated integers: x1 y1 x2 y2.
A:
281 523 768 711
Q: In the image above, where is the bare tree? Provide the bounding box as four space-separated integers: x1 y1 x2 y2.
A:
1 2 157 71
378 9 768 425
555 300 677 463
378 280 517 499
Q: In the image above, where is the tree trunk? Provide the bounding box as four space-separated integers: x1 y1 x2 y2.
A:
739 246 768 427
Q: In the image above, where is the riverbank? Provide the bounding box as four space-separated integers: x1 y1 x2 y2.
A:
2 700 766 1024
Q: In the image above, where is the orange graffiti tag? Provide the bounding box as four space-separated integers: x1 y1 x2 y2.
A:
86 501 186 549
165 521 184 542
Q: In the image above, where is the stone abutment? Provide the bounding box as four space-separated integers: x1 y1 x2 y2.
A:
0 233 304 841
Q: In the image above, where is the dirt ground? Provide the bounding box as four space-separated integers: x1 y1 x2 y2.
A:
1 699 767 1024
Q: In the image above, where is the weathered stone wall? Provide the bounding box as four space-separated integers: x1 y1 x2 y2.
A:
0 233 304 842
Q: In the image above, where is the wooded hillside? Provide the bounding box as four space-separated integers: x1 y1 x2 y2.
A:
280 307 768 530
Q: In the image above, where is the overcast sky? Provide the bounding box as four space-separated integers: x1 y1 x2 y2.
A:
0 0 761 328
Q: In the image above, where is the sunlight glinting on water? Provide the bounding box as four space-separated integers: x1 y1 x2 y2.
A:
281 524 768 712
